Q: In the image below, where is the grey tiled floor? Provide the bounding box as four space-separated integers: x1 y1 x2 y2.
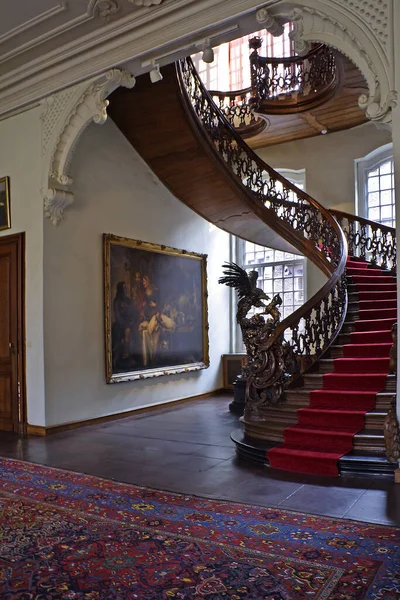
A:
0 394 399 526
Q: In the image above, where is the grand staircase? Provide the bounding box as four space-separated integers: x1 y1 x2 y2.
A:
267 258 396 476
109 57 396 478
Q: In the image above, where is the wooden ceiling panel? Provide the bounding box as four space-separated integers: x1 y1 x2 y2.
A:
248 55 368 149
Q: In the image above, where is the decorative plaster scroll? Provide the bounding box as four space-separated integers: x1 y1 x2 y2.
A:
94 0 120 19
288 5 395 124
44 189 74 226
127 0 164 6
359 89 397 124
256 8 284 37
42 68 135 225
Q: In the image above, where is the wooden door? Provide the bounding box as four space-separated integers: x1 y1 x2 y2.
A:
0 233 25 433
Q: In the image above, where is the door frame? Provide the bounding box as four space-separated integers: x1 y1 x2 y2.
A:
0 232 26 434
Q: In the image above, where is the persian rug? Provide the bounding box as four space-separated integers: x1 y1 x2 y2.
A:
0 458 399 599
268 258 396 477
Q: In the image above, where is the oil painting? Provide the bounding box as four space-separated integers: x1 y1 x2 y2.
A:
104 234 209 383
0 177 11 231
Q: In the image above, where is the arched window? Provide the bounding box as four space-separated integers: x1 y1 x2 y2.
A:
356 144 395 227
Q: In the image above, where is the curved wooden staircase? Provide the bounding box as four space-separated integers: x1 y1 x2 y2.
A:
108 59 396 478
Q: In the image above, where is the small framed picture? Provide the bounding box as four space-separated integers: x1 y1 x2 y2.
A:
0 177 11 231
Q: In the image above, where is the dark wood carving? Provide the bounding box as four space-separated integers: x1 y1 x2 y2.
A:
219 263 297 417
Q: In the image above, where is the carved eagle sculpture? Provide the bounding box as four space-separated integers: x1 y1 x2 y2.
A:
218 262 282 323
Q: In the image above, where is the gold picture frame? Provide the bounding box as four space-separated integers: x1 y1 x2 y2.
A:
103 234 210 383
0 177 11 231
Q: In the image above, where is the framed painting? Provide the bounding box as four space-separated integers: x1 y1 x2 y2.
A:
103 234 209 383
0 177 11 231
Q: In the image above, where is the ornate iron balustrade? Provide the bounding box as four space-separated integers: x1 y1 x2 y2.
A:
250 41 338 112
178 57 348 386
208 88 267 137
330 210 396 272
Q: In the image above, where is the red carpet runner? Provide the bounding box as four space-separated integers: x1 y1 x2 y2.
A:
268 258 395 477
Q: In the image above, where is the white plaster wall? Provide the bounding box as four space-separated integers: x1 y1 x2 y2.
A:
43 119 231 427
0 107 45 426
256 123 392 213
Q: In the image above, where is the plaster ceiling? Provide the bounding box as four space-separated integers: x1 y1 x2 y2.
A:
0 0 271 119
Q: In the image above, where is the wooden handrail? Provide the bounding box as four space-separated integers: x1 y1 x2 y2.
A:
330 209 396 271
253 43 328 67
330 209 396 235
207 87 267 138
177 57 348 377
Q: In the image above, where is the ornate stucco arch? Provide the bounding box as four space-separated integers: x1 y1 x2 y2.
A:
263 0 396 124
42 69 135 225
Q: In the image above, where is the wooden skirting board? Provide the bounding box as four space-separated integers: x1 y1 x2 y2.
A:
26 389 226 436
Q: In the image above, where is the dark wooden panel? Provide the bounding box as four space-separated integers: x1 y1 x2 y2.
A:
0 373 12 418
0 253 10 358
0 233 25 433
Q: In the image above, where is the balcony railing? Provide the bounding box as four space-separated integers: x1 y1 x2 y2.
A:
205 41 339 137
208 88 268 138
250 39 339 114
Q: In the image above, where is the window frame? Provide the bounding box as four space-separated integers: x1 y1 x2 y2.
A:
355 143 395 226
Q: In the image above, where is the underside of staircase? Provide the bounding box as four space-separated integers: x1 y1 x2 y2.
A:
109 61 396 479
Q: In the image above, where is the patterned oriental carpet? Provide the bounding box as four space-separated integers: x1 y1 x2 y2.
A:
0 458 399 599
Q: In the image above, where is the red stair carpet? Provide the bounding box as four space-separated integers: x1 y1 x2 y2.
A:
268 258 395 477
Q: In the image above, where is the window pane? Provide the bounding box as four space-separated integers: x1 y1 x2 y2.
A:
380 174 392 190
284 266 293 278
264 266 273 278
294 291 304 303
363 153 395 228
379 160 392 175
284 278 293 291
380 190 392 206
369 207 380 220
368 192 379 207
284 292 293 304
294 277 303 290
381 205 392 219
263 280 273 294
294 264 304 276
367 176 379 192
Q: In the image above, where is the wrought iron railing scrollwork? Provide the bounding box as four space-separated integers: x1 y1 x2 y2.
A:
250 42 338 111
330 210 396 272
208 88 267 137
177 57 348 408
205 43 339 138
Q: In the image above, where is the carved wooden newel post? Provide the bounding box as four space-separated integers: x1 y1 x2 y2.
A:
219 263 297 423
